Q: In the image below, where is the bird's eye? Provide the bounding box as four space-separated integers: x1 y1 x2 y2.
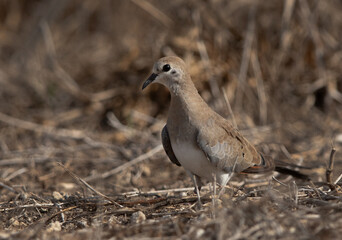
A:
162 64 171 72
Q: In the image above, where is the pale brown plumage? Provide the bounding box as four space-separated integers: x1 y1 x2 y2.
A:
142 56 306 199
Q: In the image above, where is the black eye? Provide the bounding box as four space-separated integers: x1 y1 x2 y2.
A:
162 64 171 72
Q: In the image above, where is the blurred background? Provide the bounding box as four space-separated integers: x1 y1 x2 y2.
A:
0 0 341 237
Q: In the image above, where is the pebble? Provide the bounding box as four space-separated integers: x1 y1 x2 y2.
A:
130 211 146 224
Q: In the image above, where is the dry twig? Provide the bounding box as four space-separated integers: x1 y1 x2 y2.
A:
84 144 163 182
0 112 86 140
57 162 123 207
326 147 336 184
130 0 173 27
221 87 237 129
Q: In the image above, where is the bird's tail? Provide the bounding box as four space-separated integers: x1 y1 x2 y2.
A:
241 154 310 180
242 154 275 174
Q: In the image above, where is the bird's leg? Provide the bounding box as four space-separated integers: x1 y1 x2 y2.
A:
212 173 217 218
218 157 238 198
218 172 234 198
193 175 202 193
188 171 202 207
209 174 217 197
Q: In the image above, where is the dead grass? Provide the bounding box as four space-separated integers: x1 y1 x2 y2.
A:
0 0 341 239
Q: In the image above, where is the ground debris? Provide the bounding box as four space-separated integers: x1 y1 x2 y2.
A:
0 0 342 239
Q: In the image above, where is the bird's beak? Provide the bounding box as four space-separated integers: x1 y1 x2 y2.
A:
142 73 158 90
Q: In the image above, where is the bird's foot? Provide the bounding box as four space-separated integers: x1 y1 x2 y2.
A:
193 186 202 194
190 199 202 210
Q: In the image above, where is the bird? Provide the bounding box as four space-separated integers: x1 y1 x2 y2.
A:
142 56 308 203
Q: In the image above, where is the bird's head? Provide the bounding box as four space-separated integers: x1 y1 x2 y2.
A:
142 56 189 93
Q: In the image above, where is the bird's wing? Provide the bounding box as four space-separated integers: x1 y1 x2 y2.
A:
196 119 262 173
161 125 181 166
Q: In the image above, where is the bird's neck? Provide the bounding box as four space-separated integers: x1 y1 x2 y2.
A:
168 79 209 124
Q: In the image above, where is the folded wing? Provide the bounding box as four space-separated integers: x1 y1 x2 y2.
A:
196 119 262 173
161 125 181 166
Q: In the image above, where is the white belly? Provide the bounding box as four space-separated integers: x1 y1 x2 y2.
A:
172 140 228 184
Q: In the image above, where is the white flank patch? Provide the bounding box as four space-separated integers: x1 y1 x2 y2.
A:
172 141 230 185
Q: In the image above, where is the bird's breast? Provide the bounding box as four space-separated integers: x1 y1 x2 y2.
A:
171 140 223 182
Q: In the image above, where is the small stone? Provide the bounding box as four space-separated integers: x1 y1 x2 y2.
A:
76 220 87 229
18 193 28 201
179 191 187 197
11 219 20 227
197 213 209 221
141 165 151 177
130 211 146 224
52 191 64 200
108 215 119 226
59 182 76 190
46 221 62 232
0 232 10 239
335 134 342 143
195 228 205 238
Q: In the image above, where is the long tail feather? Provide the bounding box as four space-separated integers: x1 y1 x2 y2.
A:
241 154 310 180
